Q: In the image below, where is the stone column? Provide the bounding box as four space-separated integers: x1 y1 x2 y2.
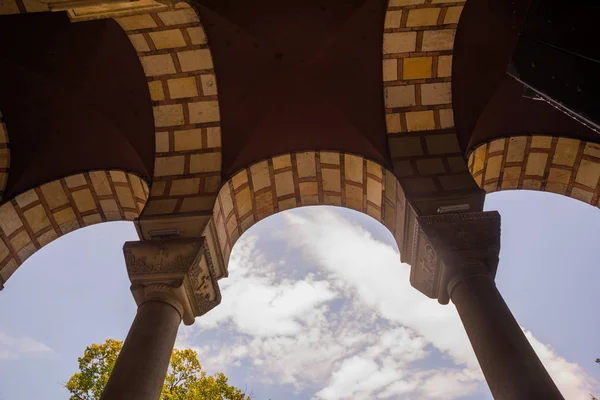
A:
450 273 563 399
409 211 563 400
101 238 222 400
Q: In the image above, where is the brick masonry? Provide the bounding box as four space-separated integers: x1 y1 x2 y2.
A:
469 136 600 207
0 171 149 287
212 151 412 266
382 0 479 198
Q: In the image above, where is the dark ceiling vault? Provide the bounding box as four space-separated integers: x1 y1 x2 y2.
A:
192 0 392 180
0 12 154 199
452 0 598 154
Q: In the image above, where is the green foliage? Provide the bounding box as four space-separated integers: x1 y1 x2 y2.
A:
66 339 250 400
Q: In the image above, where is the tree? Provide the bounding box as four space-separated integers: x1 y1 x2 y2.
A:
66 339 250 400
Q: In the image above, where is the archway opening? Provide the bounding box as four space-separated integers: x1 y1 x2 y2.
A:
0 199 598 399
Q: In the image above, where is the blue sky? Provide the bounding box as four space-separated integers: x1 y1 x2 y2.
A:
0 190 598 399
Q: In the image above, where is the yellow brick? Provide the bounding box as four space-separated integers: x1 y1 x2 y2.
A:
37 229 57 247
150 181 167 196
488 139 505 153
0 148 9 168
235 187 253 217
156 131 170 153
506 137 527 163
178 49 213 72
575 159 600 187
65 174 87 188
571 187 593 204
201 74 218 96
187 27 206 45
422 29 455 51
117 14 157 31
109 172 126 185
274 171 295 196
553 138 579 167
180 196 215 213
437 55 452 77
72 189 96 213
366 160 383 179
189 101 220 123
444 6 464 24
128 34 150 52
385 113 401 133
421 82 451 105
299 182 318 197
167 178 199 196
154 156 185 176
383 59 398 82
41 181 68 209
406 8 440 27
140 54 176 77
385 85 416 108
15 190 39 208
116 187 135 209
384 10 402 29
584 142 600 158
366 178 382 205
250 161 271 191
11 230 31 253
90 171 112 196
344 155 363 183
53 207 76 226
148 81 165 101
149 29 186 50
439 108 454 129
154 104 184 127
206 127 221 148
322 168 341 192
383 32 417 54
319 152 340 165
0 123 7 144
406 110 435 131
525 153 548 176
501 166 521 190
190 152 221 173
272 154 292 169
345 185 363 211
158 9 199 26
231 171 248 189
530 136 552 149
404 57 432 80
23 204 50 233
174 129 202 151
168 77 198 99
484 156 502 180
296 152 316 178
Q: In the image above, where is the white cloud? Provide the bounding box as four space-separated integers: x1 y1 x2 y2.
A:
179 207 598 400
0 332 53 360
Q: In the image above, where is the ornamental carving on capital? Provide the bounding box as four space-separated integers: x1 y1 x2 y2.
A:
409 211 501 304
123 238 222 324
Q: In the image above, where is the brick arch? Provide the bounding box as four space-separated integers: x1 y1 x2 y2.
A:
0 171 149 288
468 136 600 208
382 0 480 205
0 3 222 222
115 4 222 219
212 151 412 271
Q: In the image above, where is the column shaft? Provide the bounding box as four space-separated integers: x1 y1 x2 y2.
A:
451 275 563 400
101 301 181 400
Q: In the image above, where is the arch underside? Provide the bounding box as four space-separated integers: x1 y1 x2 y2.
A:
213 151 411 270
469 136 600 208
0 171 148 288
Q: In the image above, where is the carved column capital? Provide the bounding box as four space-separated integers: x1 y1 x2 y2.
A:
123 238 222 325
409 211 501 304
